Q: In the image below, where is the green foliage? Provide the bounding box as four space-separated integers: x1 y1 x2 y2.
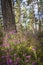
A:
0 18 4 45
0 31 3 45
0 36 43 65
40 0 43 5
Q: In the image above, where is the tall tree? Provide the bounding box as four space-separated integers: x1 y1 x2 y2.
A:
37 0 43 32
15 0 22 32
1 0 17 32
15 0 21 23
29 5 35 33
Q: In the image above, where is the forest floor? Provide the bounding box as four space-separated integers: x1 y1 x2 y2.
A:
0 29 43 65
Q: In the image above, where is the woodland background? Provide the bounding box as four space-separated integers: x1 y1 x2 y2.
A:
0 0 43 65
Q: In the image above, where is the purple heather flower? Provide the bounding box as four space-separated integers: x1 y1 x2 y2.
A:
7 59 9 65
32 48 36 51
32 62 37 65
16 57 21 61
14 30 17 33
25 60 29 63
9 59 12 63
10 30 16 34
3 43 9 47
2 56 5 58
14 53 17 56
26 55 31 59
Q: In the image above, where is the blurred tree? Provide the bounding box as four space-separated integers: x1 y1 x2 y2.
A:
1 0 17 32
37 0 42 32
15 0 21 23
14 0 23 32
29 5 35 33
36 0 43 48
27 0 32 5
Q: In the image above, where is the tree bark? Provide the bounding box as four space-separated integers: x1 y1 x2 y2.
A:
1 0 17 32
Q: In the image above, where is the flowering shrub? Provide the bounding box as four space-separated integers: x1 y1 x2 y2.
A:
0 42 43 65
0 31 43 65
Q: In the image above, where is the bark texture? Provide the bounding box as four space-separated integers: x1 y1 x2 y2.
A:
1 0 16 32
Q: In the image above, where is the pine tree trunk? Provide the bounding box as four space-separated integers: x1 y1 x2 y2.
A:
1 0 17 32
